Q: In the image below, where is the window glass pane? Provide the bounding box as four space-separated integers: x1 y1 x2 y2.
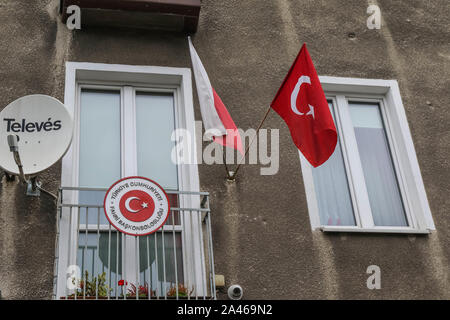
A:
349 102 408 227
79 89 121 225
138 233 184 298
77 232 122 298
136 92 178 190
312 102 355 226
79 89 121 188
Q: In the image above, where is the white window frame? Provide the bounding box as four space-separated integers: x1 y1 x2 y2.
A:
299 76 435 234
56 62 205 298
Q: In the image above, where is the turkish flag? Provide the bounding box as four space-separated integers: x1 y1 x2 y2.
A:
270 44 337 167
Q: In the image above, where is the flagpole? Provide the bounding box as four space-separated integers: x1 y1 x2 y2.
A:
223 151 233 180
229 106 272 181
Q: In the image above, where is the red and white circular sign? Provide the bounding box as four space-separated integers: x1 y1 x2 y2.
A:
104 176 170 236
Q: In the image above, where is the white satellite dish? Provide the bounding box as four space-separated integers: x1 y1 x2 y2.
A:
0 95 73 176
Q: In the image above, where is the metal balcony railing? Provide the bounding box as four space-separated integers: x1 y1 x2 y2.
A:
53 187 216 300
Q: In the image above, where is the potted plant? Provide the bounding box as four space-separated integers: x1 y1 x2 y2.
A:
124 282 156 299
166 283 194 298
62 271 111 299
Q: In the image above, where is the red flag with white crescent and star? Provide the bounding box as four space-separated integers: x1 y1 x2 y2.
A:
270 44 337 167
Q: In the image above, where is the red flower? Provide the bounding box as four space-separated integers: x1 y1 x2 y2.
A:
118 280 127 286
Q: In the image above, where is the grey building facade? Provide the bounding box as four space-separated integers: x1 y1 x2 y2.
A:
0 0 449 300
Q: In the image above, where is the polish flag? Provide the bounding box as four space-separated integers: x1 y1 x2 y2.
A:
270 44 337 167
188 37 243 155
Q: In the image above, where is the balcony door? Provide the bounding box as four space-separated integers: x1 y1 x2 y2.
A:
77 86 183 298
56 63 206 299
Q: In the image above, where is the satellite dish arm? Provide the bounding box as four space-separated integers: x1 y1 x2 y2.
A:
6 135 57 200
7 135 26 184
13 152 27 184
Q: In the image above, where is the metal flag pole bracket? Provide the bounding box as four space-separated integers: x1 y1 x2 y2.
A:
222 151 234 180
27 177 41 197
229 106 272 181
226 171 235 182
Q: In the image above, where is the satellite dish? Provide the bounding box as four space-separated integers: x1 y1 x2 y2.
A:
0 95 73 176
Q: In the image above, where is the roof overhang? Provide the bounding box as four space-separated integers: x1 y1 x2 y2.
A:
60 0 201 33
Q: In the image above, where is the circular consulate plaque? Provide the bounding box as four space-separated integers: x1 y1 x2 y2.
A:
104 176 170 236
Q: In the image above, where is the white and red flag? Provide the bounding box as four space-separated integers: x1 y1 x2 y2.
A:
270 44 337 167
188 37 243 155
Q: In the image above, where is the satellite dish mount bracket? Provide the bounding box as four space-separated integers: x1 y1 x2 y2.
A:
7 134 46 198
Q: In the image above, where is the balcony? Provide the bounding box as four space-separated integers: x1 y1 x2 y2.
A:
60 0 201 32
53 187 216 300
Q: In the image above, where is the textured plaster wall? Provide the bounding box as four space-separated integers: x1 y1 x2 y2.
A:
0 0 448 299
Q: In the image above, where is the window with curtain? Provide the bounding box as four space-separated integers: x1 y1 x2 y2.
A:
310 100 408 228
298 80 435 233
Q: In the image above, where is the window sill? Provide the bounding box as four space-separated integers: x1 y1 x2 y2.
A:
319 226 431 234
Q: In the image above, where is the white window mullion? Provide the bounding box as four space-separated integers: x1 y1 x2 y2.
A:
121 85 139 291
328 97 360 228
122 86 137 177
335 95 374 228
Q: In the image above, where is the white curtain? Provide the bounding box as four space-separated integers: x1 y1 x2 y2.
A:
349 102 407 227
312 103 356 226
